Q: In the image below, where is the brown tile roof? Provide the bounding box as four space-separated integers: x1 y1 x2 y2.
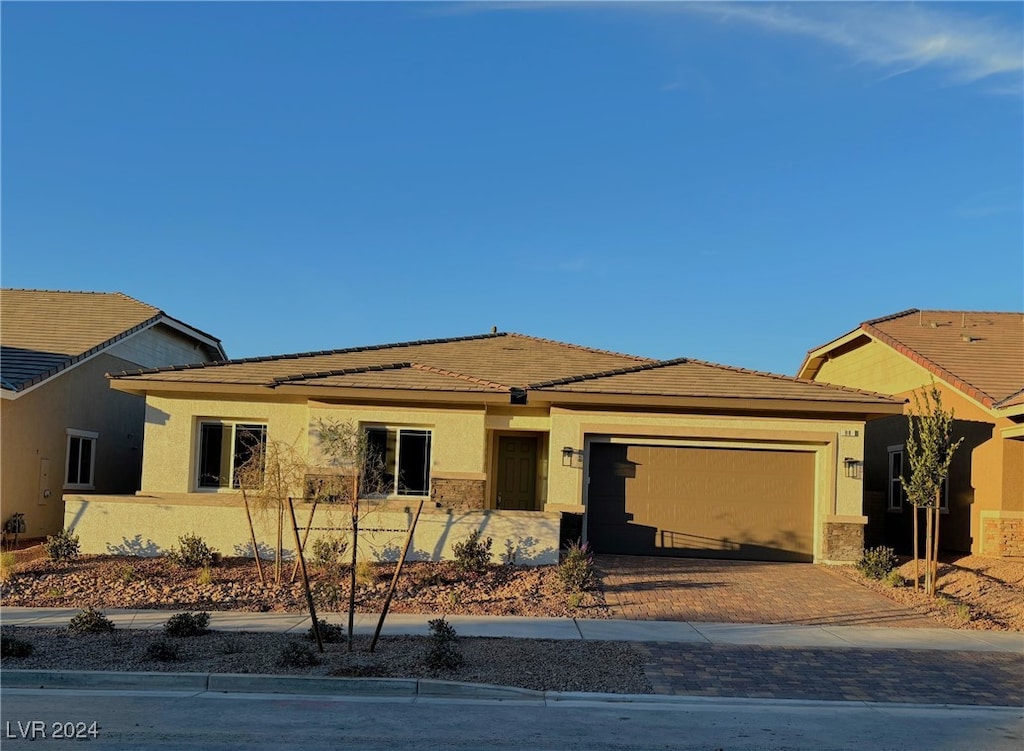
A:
113 332 898 406
861 309 1024 407
531 358 897 404
1 289 224 393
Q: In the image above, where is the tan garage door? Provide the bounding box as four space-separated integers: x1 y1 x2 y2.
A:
587 443 815 562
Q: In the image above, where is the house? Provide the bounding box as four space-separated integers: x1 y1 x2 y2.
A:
0 289 226 539
798 309 1024 558
66 332 902 565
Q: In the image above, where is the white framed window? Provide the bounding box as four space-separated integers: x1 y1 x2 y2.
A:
196 421 267 490
65 429 98 490
363 426 432 497
888 444 949 512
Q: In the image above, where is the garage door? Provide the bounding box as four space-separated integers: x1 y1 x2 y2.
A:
587 443 815 562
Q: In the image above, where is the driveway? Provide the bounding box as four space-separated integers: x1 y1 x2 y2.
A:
595 554 937 627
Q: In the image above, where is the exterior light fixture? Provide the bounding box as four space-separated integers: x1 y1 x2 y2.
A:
843 457 863 479
561 447 584 468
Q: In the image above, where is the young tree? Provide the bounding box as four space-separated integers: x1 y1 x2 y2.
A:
900 385 963 597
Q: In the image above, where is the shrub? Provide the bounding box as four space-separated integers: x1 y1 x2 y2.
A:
312 580 345 610
355 559 377 588
167 533 213 569
558 540 595 593
1 634 34 658
43 529 80 562
0 551 16 582
164 612 211 637
567 592 585 609
144 639 180 662
452 530 492 574
276 640 319 668
218 635 246 654
856 546 899 580
196 566 213 586
310 536 348 572
424 616 463 670
68 608 116 635
307 618 345 644
884 569 907 588
117 563 141 584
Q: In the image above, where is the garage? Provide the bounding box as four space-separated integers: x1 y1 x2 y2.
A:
586 442 815 562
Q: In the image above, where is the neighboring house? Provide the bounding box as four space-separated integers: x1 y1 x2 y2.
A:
67 332 901 565
798 309 1024 558
0 290 226 539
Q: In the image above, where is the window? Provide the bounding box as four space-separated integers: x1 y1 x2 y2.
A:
364 427 431 497
888 445 949 512
197 422 267 489
65 429 98 489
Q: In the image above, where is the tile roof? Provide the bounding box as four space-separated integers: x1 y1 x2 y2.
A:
1 289 223 393
113 332 898 406
861 309 1024 407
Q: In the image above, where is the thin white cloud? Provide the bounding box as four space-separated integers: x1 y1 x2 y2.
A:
680 2 1022 90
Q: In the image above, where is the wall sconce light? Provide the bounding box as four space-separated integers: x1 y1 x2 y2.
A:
843 457 863 480
561 446 584 468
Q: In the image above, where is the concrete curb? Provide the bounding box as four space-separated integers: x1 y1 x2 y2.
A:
1 670 210 692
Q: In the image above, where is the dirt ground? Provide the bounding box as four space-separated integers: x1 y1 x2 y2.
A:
831 554 1024 632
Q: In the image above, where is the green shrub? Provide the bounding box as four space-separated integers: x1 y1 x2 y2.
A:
452 530 492 574
558 540 595 593
164 612 211 637
68 608 116 635
0 551 16 582
1 634 34 658
144 639 180 662
276 640 319 668
424 617 463 670
43 529 80 562
855 546 899 580
307 618 345 644
167 533 214 569
884 569 907 588
310 536 348 572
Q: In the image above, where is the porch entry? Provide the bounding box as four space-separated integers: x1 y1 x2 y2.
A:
496 435 539 510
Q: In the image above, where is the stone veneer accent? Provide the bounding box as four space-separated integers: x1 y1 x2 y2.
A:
983 517 1024 558
823 521 865 563
431 478 486 510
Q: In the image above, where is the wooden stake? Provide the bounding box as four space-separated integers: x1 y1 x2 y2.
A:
241 492 265 585
370 500 424 653
288 497 322 652
347 474 358 653
912 505 920 591
290 498 319 583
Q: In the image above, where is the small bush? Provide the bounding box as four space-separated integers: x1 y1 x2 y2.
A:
424 617 463 670
884 569 907 588
167 533 213 569
196 566 214 586
68 608 116 635
452 530 492 574
312 580 345 610
310 536 348 572
355 559 376 588
856 546 899 580
164 612 210 637
558 540 595 593
567 591 585 609
144 639 180 662
43 529 80 562
277 640 319 668
117 563 141 584
307 618 345 644
1 634 34 658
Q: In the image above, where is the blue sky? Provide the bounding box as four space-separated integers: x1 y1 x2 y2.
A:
3 1 1021 376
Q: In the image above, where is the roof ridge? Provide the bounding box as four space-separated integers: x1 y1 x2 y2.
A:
270 362 413 385
529 358 689 389
860 321 998 407
862 308 920 327
505 332 652 362
410 363 512 391
109 331 505 379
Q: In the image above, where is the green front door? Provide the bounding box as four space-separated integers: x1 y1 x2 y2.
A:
497 436 538 510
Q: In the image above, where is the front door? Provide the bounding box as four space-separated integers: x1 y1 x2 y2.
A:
497 436 538 510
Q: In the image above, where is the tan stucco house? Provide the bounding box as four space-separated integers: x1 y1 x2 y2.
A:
67 332 902 565
798 309 1024 557
1 290 226 539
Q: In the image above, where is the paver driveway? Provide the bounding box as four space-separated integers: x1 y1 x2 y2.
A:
595 554 937 627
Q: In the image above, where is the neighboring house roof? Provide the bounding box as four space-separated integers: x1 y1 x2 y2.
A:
798 309 1024 410
110 332 899 410
0 289 226 394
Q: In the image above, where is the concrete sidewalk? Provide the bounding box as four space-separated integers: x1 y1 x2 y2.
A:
3 606 1022 653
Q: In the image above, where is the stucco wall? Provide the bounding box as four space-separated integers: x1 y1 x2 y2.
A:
1 353 146 537
64 494 560 565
